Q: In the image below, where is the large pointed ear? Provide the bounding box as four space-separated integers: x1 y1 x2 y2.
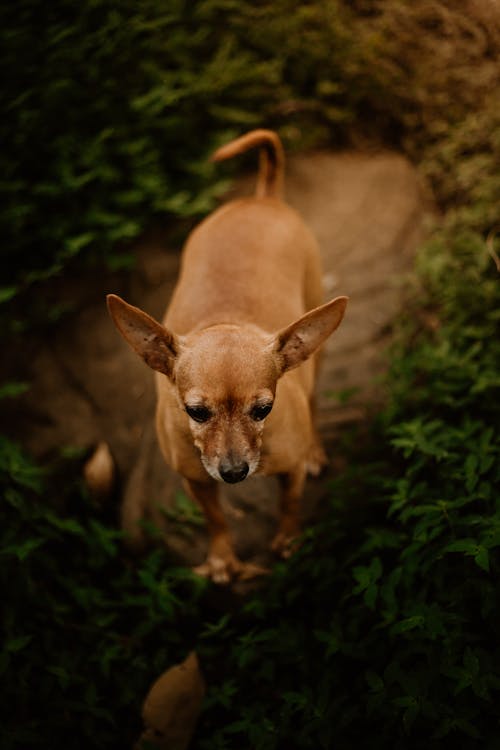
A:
273 296 348 375
106 294 180 378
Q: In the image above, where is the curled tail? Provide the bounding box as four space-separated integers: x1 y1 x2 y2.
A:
210 129 285 199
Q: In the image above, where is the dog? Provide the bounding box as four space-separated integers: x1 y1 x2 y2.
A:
107 129 347 584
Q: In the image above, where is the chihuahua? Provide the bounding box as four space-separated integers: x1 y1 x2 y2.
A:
107 129 347 583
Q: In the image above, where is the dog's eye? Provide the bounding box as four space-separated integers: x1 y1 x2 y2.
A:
185 405 212 423
250 403 273 421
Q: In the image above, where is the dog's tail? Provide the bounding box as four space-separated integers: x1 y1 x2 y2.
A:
210 129 285 199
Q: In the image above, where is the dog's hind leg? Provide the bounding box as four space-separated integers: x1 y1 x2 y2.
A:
306 387 328 477
271 465 307 559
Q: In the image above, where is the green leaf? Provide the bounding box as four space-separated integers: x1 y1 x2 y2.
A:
0 286 18 304
88 519 121 556
463 647 480 677
391 615 425 635
365 670 384 693
45 512 85 536
0 437 44 492
47 665 71 689
63 232 95 257
353 557 383 590
443 538 478 554
2 538 45 561
464 453 478 492
393 695 420 732
0 382 29 399
443 539 491 572
474 546 490 572
314 628 341 658
201 613 232 637
6 635 33 653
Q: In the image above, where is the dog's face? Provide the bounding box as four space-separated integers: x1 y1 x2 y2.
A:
174 326 277 483
107 294 347 484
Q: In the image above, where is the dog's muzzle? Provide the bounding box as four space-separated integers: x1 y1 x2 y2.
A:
219 460 249 484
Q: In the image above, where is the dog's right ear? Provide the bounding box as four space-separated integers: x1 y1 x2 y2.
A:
106 294 180 378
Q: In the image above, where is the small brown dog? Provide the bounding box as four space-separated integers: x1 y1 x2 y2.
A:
107 130 347 583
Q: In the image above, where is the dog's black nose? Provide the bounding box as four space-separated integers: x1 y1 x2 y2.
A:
219 461 249 484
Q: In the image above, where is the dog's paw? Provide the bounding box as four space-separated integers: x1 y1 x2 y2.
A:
193 554 238 585
271 530 301 560
305 443 329 477
193 555 268 585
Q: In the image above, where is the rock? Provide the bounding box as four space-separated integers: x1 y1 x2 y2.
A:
136 651 206 750
83 441 115 500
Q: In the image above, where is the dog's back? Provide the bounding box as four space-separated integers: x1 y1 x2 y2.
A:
165 196 323 335
165 130 323 336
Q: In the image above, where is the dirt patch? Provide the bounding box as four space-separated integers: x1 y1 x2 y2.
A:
10 149 427 573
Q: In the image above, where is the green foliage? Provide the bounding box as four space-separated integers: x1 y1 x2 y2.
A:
421 101 500 228
2 1 500 748
4 0 495 313
0 438 206 749
0 0 358 305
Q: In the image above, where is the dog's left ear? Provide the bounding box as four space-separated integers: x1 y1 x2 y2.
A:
273 296 348 375
107 294 180 378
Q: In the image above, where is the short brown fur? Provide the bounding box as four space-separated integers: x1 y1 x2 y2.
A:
107 129 347 584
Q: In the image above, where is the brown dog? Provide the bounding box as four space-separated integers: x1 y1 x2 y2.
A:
107 130 347 583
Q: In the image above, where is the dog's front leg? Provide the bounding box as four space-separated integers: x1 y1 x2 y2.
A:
183 478 243 584
271 466 307 559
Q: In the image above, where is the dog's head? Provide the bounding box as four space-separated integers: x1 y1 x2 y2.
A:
107 295 347 483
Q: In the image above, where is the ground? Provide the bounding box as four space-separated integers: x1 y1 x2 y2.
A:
11 149 428 576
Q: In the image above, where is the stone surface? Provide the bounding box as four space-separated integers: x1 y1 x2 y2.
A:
137 651 206 750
